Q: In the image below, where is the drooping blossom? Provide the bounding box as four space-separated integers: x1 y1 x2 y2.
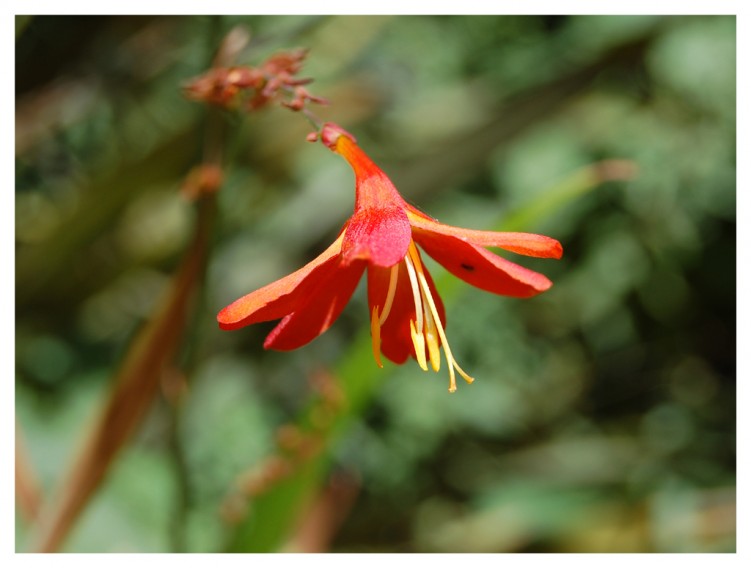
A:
218 123 562 392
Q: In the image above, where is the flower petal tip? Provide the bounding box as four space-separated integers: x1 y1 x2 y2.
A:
529 276 554 296
217 308 242 331
551 240 564 260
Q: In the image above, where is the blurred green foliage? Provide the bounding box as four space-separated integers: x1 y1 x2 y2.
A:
15 15 735 552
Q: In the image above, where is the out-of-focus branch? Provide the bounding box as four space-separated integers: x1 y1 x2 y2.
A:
282 471 360 553
501 159 639 233
23 21 253 553
26 194 215 553
220 369 346 551
15 423 43 523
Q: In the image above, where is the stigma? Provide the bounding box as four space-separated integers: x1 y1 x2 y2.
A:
370 242 475 392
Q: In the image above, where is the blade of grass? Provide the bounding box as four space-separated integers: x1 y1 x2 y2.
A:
501 160 638 233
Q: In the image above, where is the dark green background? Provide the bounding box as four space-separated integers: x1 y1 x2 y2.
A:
15 15 735 552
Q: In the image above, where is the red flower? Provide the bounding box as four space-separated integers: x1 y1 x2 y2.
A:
218 123 562 392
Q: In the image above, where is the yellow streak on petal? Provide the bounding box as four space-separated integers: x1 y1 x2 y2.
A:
410 320 428 371
379 264 399 326
370 306 383 368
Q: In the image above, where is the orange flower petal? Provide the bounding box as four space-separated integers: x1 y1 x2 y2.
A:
407 208 563 259
342 205 411 268
415 230 553 298
367 263 414 364
217 234 345 331
263 260 365 350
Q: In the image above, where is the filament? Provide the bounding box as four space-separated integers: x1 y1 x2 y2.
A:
379 264 399 326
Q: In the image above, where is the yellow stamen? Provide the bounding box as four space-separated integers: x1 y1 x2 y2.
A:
408 242 475 392
410 320 428 371
403 250 424 335
379 264 399 326
404 249 428 371
423 307 441 373
407 245 441 372
370 306 383 368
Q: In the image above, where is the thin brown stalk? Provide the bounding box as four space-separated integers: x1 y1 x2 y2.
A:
282 471 360 553
26 196 215 553
15 423 43 523
24 21 248 553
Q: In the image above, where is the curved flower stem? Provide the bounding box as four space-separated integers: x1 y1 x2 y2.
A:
301 107 324 131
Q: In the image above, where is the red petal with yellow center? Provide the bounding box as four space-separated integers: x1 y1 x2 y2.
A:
264 260 365 351
407 207 563 259
217 235 344 331
414 229 553 298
